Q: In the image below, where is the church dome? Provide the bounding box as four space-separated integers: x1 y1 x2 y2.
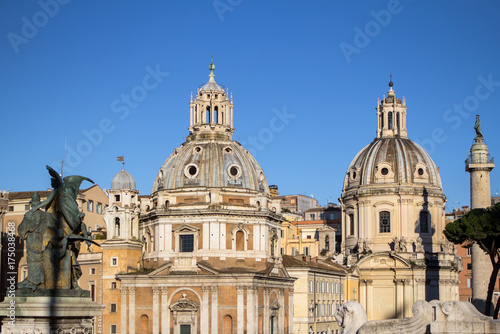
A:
343 137 442 191
343 82 443 193
152 139 269 194
111 170 136 190
152 59 269 195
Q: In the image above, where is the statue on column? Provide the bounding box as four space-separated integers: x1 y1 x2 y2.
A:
474 115 483 138
18 166 99 293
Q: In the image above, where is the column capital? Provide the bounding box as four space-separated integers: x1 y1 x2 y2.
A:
153 287 160 295
121 287 128 295
161 286 169 295
129 287 136 295
263 288 271 295
210 286 219 294
201 286 210 293
236 286 245 295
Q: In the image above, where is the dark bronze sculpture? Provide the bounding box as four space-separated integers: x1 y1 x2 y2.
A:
18 166 99 293
474 114 483 137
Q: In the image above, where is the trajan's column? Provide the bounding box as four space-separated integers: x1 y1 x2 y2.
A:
466 115 495 315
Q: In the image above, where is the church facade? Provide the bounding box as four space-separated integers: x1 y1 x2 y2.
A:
339 81 461 320
101 61 295 334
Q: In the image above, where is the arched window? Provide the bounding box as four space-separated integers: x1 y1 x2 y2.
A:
236 230 245 251
397 112 400 130
388 112 393 130
165 200 170 210
325 235 330 251
114 217 120 237
206 106 210 123
215 106 219 124
140 314 149 334
223 315 233 334
420 211 429 233
380 113 384 129
379 211 391 233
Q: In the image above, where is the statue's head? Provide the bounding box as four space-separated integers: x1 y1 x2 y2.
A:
334 301 368 334
30 192 40 208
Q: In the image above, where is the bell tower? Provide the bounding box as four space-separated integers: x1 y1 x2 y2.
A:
188 57 234 140
376 78 408 138
466 115 495 314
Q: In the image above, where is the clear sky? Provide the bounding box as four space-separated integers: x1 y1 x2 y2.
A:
1 0 499 211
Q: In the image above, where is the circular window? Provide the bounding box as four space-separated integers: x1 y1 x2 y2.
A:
184 164 199 178
228 164 241 178
225 147 232 153
352 171 357 179
418 168 424 176
381 167 389 176
194 146 202 153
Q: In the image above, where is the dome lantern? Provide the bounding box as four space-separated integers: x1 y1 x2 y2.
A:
376 79 408 139
189 58 234 140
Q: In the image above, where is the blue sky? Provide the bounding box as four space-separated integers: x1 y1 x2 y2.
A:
1 0 499 211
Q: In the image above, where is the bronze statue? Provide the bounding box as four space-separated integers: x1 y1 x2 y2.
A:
474 115 483 137
18 166 99 292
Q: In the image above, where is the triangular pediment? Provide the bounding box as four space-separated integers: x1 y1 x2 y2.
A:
172 224 200 233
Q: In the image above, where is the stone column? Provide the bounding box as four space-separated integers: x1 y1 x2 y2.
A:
153 287 160 333
121 287 128 334
263 288 270 334
129 287 136 334
236 286 244 334
211 287 218 334
466 134 495 314
201 287 210 334
394 279 403 318
254 288 259 332
288 288 294 334
403 279 412 317
246 287 255 334
161 287 169 334
365 280 373 320
279 289 285 333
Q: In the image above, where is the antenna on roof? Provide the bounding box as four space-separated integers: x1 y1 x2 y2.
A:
61 138 67 177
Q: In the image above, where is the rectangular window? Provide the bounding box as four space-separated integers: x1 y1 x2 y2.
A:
8 206 13 211
90 267 96 275
349 214 355 235
96 202 103 214
90 283 96 301
110 325 117 334
280 229 284 238
320 213 325 220
291 247 297 256
467 278 471 288
111 257 118 267
310 214 315 220
379 211 391 233
87 200 94 212
110 303 117 313
114 194 120 202
111 282 117 289
420 211 429 233
180 234 194 252
467 247 472 257
329 213 335 220
307 235 312 239
467 263 472 270
304 247 310 256
309 280 314 293
280 247 284 255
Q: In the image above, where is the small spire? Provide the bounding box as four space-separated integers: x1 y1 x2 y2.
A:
190 92 193 103
117 156 125 170
389 74 394 89
208 54 215 83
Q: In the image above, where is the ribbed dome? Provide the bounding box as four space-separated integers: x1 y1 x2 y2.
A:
343 137 442 190
111 170 136 190
152 139 269 194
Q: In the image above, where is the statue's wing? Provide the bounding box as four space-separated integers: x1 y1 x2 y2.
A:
46 165 63 189
62 175 94 199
